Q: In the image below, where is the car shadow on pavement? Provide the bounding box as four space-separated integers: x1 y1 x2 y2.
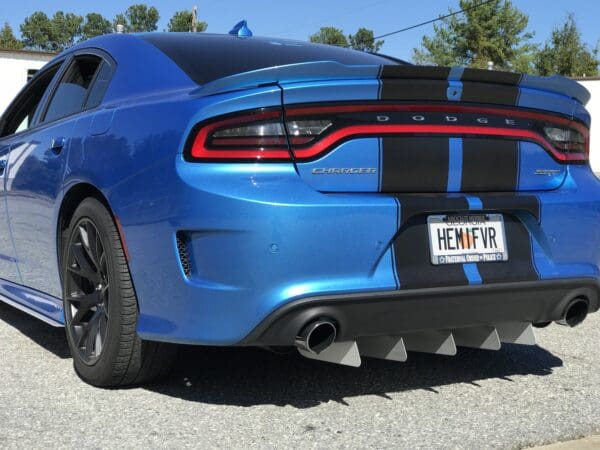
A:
147 341 563 408
0 303 70 359
0 302 564 407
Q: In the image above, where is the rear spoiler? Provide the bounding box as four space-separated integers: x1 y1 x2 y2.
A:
194 61 590 106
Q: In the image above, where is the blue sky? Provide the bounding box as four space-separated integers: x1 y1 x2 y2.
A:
2 0 599 60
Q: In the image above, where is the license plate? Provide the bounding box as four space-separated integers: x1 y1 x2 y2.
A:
427 214 508 265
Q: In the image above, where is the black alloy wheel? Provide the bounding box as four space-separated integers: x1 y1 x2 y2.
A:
64 218 110 364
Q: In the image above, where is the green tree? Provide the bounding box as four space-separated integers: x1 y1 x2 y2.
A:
413 0 536 72
21 11 82 52
348 28 383 52
49 11 83 50
167 10 207 32
309 26 349 47
534 14 598 77
20 11 52 50
0 23 24 49
114 4 160 33
81 13 112 41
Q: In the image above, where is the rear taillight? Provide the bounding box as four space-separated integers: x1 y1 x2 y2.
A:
186 109 334 161
543 125 588 161
186 104 589 164
188 110 291 161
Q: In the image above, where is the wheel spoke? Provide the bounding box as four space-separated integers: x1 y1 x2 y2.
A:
69 243 100 283
78 223 100 270
68 292 100 324
97 313 107 353
84 311 102 356
72 325 84 348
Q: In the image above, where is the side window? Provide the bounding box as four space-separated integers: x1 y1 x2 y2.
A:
0 63 62 138
84 62 112 109
43 56 102 124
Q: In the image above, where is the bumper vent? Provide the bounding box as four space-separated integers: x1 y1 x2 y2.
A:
176 232 192 277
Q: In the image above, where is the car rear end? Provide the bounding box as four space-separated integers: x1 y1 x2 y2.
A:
129 34 600 366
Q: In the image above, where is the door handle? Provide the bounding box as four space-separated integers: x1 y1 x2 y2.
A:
50 137 66 154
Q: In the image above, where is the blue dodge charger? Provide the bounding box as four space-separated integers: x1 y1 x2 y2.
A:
0 29 598 386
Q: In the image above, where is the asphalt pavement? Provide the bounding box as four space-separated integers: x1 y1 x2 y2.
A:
0 301 599 449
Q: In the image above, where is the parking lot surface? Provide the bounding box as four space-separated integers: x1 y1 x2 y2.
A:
0 302 599 449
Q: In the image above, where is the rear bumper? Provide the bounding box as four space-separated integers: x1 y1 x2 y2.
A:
239 278 600 346
114 158 600 345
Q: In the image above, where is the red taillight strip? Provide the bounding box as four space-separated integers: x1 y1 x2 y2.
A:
190 110 291 160
286 104 584 131
291 124 586 162
190 147 291 160
188 104 589 163
286 104 588 163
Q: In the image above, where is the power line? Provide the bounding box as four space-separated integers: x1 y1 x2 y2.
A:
374 0 496 39
266 0 391 38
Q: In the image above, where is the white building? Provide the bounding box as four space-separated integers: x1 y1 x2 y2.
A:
0 48 55 115
575 78 600 172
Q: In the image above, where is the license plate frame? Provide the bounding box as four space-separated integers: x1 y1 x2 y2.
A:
427 213 508 265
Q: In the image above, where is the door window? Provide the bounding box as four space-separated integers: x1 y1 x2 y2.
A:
43 56 103 124
0 63 62 137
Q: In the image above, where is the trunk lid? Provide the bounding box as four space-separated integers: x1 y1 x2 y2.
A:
195 63 590 194
279 64 589 193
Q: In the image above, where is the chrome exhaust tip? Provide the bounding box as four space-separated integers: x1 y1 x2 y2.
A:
295 319 337 355
556 298 589 327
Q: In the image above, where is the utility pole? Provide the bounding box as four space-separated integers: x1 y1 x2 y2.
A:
192 6 198 33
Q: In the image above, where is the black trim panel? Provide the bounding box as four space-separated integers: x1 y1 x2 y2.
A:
479 193 541 222
476 214 539 283
390 194 541 290
395 194 469 227
393 195 470 289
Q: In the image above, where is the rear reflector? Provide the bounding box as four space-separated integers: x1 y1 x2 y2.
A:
186 104 589 163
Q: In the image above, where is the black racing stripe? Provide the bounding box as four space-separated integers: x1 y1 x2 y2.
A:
380 65 451 80
460 82 520 105
380 80 448 101
475 215 539 284
461 138 519 192
479 194 541 222
396 195 469 226
381 137 449 192
393 195 470 290
461 68 522 85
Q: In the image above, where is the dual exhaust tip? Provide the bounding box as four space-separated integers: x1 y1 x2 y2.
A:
295 319 337 355
557 297 589 328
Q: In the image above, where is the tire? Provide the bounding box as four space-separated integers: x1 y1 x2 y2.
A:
62 197 176 387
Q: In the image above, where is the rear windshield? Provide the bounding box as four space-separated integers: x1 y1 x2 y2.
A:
141 33 404 85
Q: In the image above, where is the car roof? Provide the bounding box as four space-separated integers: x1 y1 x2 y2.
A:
66 32 403 86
